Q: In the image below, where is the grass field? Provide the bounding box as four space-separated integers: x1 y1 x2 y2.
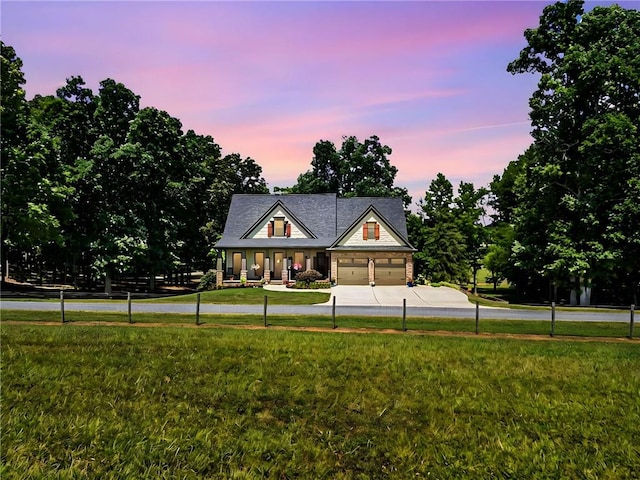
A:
2 324 639 479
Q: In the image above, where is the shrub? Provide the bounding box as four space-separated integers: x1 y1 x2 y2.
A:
197 271 217 291
295 269 324 283
294 281 331 289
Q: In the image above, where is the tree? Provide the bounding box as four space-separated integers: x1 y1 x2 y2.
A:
414 174 470 284
483 223 515 292
0 42 27 159
1 43 71 282
454 181 489 294
507 1 640 304
489 147 531 224
1 44 271 291
94 78 140 146
1 41 29 281
289 135 410 207
418 173 455 227
55 76 97 163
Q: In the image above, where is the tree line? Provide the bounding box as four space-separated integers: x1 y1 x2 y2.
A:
1 42 268 292
1 1 638 304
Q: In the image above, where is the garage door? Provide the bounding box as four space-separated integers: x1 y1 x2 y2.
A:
374 258 406 285
337 258 369 285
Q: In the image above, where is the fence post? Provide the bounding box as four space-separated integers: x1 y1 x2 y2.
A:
550 301 556 337
332 296 336 329
128 292 133 324
60 290 65 324
402 298 407 331
629 304 635 340
475 301 479 334
264 295 268 327
195 292 201 325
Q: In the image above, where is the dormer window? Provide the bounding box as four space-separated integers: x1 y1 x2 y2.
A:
274 218 285 236
363 221 380 240
268 217 291 237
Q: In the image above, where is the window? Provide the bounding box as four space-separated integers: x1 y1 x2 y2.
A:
232 252 242 276
253 252 264 275
274 218 285 236
363 222 380 240
268 217 290 237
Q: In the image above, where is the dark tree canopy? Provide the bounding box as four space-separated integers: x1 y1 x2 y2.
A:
506 0 640 304
410 173 488 286
287 135 411 207
0 42 269 291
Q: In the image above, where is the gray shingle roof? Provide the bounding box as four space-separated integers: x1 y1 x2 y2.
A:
214 193 413 249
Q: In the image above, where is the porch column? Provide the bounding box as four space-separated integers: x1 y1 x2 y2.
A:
306 256 311 272
240 257 247 282
216 257 223 287
281 258 289 283
264 257 271 284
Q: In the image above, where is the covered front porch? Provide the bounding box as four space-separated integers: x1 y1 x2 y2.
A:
215 248 330 286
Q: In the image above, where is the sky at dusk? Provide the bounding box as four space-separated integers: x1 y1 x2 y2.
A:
3 0 637 204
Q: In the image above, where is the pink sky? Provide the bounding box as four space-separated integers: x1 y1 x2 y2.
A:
3 1 635 204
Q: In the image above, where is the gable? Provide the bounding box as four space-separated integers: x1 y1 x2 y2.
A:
336 212 407 248
244 209 311 239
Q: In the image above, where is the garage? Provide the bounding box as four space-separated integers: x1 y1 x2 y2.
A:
374 258 406 285
337 257 369 285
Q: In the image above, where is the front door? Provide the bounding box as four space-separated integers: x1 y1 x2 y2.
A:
315 252 328 278
273 252 284 280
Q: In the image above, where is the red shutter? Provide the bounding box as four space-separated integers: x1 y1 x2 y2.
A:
374 223 380 240
267 223 273 237
286 223 291 237
363 224 368 240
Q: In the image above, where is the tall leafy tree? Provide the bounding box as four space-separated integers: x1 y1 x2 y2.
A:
455 182 489 293
1 43 70 282
2 43 272 291
414 174 469 284
412 174 489 287
176 130 224 273
289 135 410 206
94 78 140 146
489 147 532 224
508 0 640 304
483 223 515 292
55 76 97 164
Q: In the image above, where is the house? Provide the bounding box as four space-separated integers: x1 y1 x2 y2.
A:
214 193 416 285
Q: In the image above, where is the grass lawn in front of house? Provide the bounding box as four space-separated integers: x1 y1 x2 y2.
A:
139 287 331 305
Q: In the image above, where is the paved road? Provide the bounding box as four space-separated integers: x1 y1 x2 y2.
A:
1 299 632 323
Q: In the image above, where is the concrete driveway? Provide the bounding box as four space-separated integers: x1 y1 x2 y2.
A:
323 285 474 308
263 284 474 307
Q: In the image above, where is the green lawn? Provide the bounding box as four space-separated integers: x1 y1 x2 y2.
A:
0 287 330 305
142 287 330 305
2 324 639 479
